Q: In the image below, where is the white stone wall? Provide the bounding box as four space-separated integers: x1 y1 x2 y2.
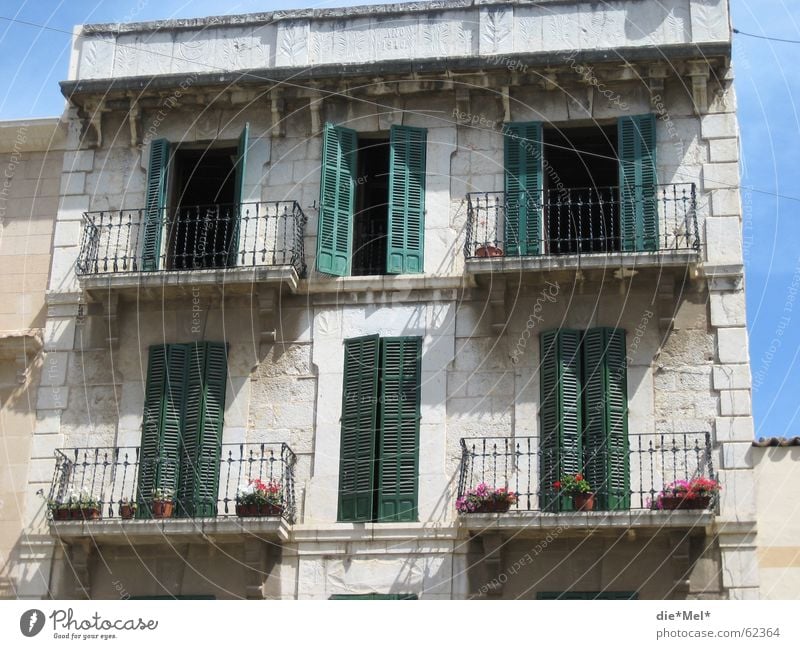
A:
70 0 730 80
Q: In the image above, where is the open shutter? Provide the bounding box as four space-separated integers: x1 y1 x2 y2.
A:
142 138 170 271
228 123 249 266
317 123 357 276
583 328 629 511
539 329 582 512
338 335 380 521
137 344 186 517
618 115 658 252
377 337 421 522
387 125 427 274
504 122 542 256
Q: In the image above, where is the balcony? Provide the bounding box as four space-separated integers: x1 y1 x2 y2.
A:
46 442 296 543
456 433 716 532
464 184 700 275
76 201 306 294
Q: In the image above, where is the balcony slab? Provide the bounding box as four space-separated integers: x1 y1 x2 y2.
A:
465 250 701 276
79 265 299 298
458 510 714 536
49 516 290 545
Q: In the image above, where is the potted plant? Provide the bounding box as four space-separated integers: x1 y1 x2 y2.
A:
67 493 83 520
119 498 137 520
654 478 720 511
555 474 594 511
456 483 519 514
50 500 72 521
151 488 174 519
475 244 504 258
78 493 102 520
236 479 284 517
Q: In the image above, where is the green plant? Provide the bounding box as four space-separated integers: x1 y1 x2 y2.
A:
151 488 174 503
554 473 592 496
236 479 283 506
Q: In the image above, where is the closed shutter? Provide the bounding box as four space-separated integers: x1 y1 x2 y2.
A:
504 122 542 256
539 329 582 512
377 337 421 522
137 344 185 517
387 125 427 274
317 123 357 276
338 335 380 521
177 342 227 517
228 123 249 267
583 328 629 511
142 138 170 271
618 114 658 252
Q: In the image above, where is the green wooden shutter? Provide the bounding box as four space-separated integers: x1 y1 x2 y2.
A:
137 344 186 518
137 345 168 516
387 126 427 274
583 328 630 511
317 123 357 276
228 123 249 267
338 335 380 521
142 138 170 271
504 122 542 256
539 329 582 512
176 342 227 518
377 337 421 522
618 115 658 252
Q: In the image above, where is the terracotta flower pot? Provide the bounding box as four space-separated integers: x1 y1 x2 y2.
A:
658 495 712 510
573 493 595 511
70 509 83 520
80 507 101 521
120 505 136 520
54 508 70 521
262 503 283 517
475 244 504 258
236 503 260 517
151 500 174 519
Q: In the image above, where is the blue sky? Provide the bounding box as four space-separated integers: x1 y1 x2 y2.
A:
0 1 797 438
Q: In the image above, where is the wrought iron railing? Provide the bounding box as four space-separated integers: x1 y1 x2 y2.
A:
464 183 700 259
47 443 296 523
457 433 716 512
77 201 306 276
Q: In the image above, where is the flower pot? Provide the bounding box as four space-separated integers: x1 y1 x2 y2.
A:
262 503 283 517
70 509 83 520
236 503 260 517
119 505 136 520
475 244 504 258
658 495 712 511
151 500 174 519
54 508 70 521
80 507 101 521
573 493 595 511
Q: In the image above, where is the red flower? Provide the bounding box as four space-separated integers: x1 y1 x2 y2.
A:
575 474 583 481
553 481 561 489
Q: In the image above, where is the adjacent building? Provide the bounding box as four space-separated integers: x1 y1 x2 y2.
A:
13 0 759 599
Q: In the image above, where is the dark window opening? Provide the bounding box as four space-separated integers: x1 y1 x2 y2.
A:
543 125 618 255
169 148 237 269
352 137 389 276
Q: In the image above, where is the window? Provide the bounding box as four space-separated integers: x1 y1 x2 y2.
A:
539 328 629 512
317 123 427 277
141 125 249 271
137 342 228 518
502 114 657 256
337 335 422 522
537 591 638 600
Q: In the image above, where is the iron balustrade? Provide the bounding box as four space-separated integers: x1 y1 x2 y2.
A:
47 443 297 523
464 183 700 259
77 201 307 276
457 432 716 512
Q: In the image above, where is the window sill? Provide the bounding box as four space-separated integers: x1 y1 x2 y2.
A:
301 274 473 294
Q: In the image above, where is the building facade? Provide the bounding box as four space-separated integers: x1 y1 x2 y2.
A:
0 117 65 598
16 0 758 599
